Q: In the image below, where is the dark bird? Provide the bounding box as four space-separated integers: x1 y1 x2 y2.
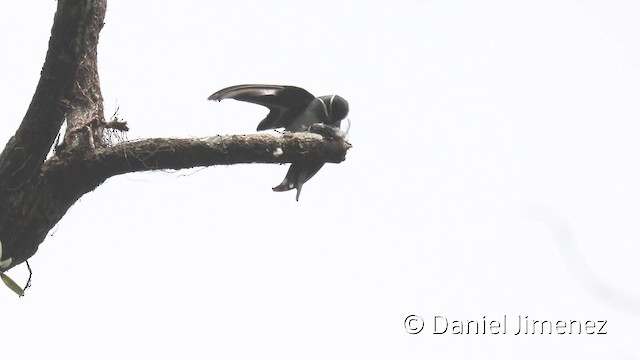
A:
208 84 349 200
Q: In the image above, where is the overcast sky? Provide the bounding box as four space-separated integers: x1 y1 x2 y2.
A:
1 1 639 358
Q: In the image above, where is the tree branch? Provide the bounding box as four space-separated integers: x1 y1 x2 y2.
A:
44 130 351 182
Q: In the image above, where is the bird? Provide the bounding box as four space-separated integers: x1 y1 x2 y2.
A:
208 84 349 201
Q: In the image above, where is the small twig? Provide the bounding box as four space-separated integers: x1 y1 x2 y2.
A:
23 260 32 292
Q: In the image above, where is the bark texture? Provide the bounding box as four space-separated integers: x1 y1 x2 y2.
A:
0 1 350 271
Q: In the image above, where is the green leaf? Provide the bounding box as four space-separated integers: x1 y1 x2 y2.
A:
1 273 24 297
0 241 12 269
0 257 12 269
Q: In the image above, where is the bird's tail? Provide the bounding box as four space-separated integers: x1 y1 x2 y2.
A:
272 161 325 201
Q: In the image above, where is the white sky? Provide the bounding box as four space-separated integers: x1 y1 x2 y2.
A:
1 0 639 358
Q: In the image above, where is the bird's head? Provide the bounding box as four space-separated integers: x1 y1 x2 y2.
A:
318 95 349 125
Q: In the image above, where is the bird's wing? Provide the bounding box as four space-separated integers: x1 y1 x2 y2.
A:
208 84 316 131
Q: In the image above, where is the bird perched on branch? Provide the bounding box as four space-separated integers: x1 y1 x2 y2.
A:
208 84 349 201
